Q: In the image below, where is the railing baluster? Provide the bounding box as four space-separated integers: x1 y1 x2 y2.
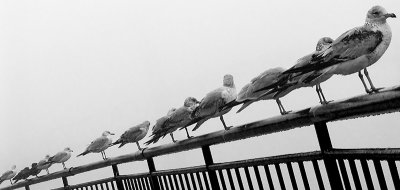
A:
298 161 310 190
63 176 70 190
146 158 160 190
243 167 254 190
201 172 210 190
178 174 184 190
144 177 150 190
360 159 374 189
337 159 351 189
196 172 204 190
183 174 191 190
373 160 387 190
217 170 227 190
312 160 325 190
263 165 274 190
112 165 125 190
234 168 244 190
139 178 145 190
25 185 30 190
275 164 286 190
286 162 298 190
190 173 197 190
348 159 362 190
314 122 343 190
226 169 236 190
162 176 169 190
388 160 400 190
253 166 264 190
172 175 179 190
201 145 220 190
167 175 174 190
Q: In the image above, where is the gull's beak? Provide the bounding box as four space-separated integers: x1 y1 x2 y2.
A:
385 13 396 18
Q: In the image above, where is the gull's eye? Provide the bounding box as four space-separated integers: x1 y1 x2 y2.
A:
372 11 379 15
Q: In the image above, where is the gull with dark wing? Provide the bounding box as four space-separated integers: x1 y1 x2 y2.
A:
257 37 335 105
48 147 73 170
283 5 396 94
192 74 237 131
233 67 288 114
112 121 150 150
12 167 30 184
28 163 41 178
146 97 199 144
0 165 17 185
145 108 177 144
37 155 52 175
77 131 115 160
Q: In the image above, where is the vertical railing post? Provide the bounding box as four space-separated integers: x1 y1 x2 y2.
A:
314 121 343 190
62 176 69 190
147 157 160 190
24 185 30 190
112 164 125 190
202 145 221 190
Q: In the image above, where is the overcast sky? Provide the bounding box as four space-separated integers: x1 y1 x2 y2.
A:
1 0 399 189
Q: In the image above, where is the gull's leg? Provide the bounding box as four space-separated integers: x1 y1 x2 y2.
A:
62 162 66 169
184 128 193 138
10 179 13 184
170 133 177 143
46 169 49 175
136 142 142 151
364 68 382 93
219 115 231 130
317 84 331 104
358 71 372 94
316 85 324 104
276 99 289 115
103 151 108 160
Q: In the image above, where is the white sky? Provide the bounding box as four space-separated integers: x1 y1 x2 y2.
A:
1 0 399 189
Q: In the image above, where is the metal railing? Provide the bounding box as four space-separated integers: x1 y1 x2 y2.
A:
2 85 400 190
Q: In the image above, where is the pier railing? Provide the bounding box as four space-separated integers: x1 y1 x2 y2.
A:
2 85 400 190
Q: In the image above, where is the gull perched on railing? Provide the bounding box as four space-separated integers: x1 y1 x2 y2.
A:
12 167 31 184
47 147 73 170
146 97 200 144
145 109 177 144
37 155 52 175
256 37 335 105
191 74 237 131
28 163 41 178
0 165 17 185
112 121 150 150
282 5 396 94
77 131 115 160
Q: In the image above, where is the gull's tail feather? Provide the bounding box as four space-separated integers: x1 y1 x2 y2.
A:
145 135 162 145
220 100 241 112
236 101 253 113
192 119 207 131
118 142 127 148
77 151 89 157
254 74 290 93
110 139 122 147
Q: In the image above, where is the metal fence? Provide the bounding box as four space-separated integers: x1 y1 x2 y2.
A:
2 85 400 190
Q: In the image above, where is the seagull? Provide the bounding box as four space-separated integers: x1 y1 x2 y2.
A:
192 74 237 131
282 5 396 94
37 155 52 175
12 167 31 184
0 165 17 185
234 67 288 114
112 121 150 150
48 147 73 170
257 37 335 105
145 108 177 144
77 131 115 160
28 163 41 178
146 97 200 144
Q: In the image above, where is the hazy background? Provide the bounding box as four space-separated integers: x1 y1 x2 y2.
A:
1 0 399 189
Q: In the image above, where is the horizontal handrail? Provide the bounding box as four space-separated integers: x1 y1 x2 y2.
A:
326 148 400 160
3 85 400 190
